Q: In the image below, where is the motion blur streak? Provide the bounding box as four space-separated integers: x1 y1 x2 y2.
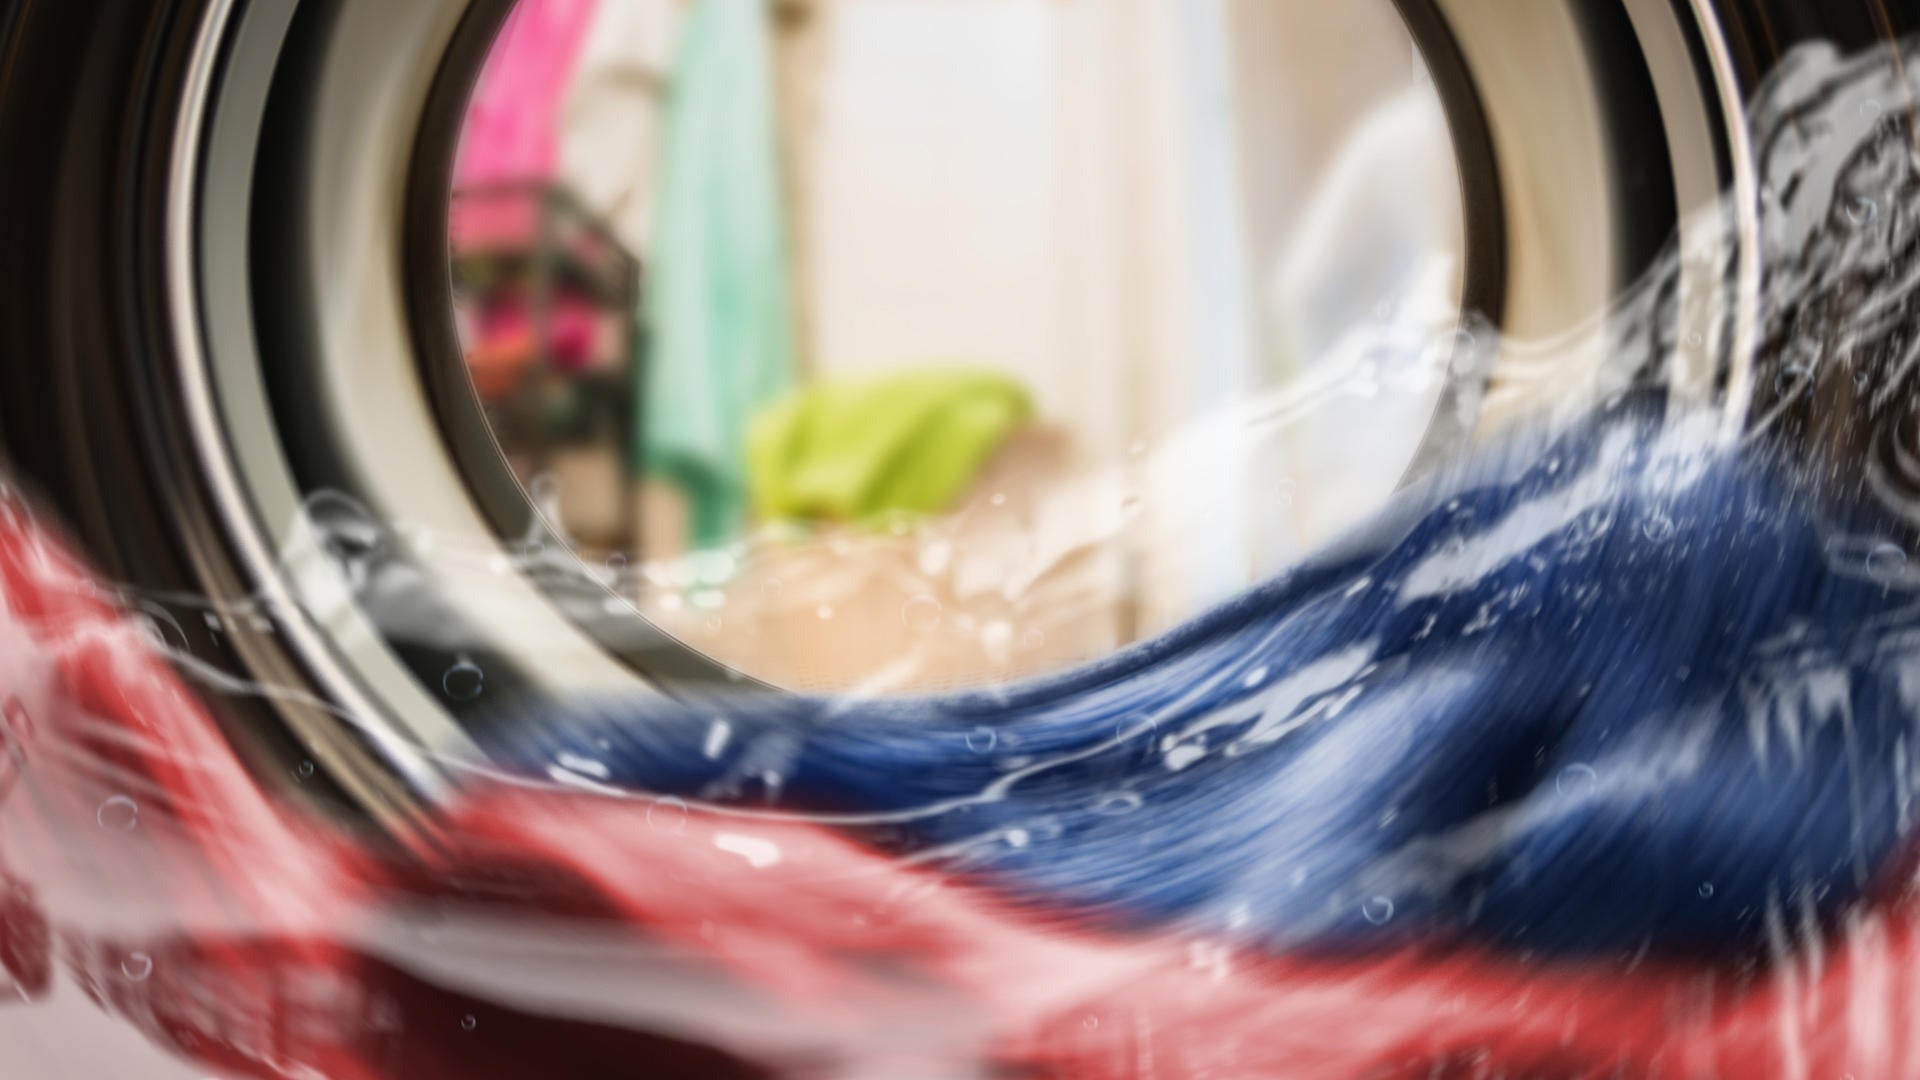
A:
506 405 1920 960
504 29 1920 960
10 474 1920 1076
7 26 1920 1080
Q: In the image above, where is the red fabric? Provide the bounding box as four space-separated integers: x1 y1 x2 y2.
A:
0 488 1917 1077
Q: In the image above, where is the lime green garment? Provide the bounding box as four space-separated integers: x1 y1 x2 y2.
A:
747 369 1034 524
642 0 796 549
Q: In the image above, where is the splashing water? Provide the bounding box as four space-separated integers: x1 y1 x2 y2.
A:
477 30 1920 1056
5 32 1920 1080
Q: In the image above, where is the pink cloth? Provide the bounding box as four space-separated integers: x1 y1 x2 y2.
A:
453 0 602 190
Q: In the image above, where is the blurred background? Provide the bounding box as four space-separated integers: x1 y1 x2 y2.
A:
447 0 1465 694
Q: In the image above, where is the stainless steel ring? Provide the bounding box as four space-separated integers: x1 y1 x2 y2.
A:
170 0 1760 817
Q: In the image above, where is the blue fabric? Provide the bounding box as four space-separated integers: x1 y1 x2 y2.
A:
492 402 1920 960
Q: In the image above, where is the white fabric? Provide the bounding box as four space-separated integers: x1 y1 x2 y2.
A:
556 0 682 257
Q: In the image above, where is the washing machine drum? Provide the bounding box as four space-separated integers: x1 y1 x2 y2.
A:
0 0 1910 829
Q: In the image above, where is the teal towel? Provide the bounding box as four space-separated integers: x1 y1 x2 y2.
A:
643 0 796 549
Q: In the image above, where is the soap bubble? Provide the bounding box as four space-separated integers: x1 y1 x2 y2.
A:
1867 542 1908 580
901 595 943 632
648 797 689 834
1555 763 1598 797
442 659 485 702
120 952 153 981
96 796 139 832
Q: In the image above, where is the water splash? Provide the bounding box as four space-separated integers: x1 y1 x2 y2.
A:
3 29 1920 1080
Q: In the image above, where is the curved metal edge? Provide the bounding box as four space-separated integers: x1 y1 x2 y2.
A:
399 0 774 709
168 0 461 814
1391 0 1510 480
1686 0 1765 442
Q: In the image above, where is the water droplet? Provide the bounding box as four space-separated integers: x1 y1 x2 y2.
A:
1697 882 1715 899
460 1015 478 1032
917 540 954 578
1164 742 1207 771
1448 330 1481 376
901 595 943 632
97 796 139 832
1775 364 1812 398
1083 1015 1101 1030
966 727 998 754
1361 896 1396 925
714 832 783 868
442 659 484 702
689 550 738 586
703 720 732 760
1226 901 1252 930
1576 508 1616 546
138 611 190 655
121 952 152 981
555 752 611 782
1845 196 1879 227
1555 763 1598 797
981 620 1013 659
294 761 315 781
815 604 835 621
1095 792 1144 816
648 797 689 833
1642 514 1676 543
1868 542 1907 580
